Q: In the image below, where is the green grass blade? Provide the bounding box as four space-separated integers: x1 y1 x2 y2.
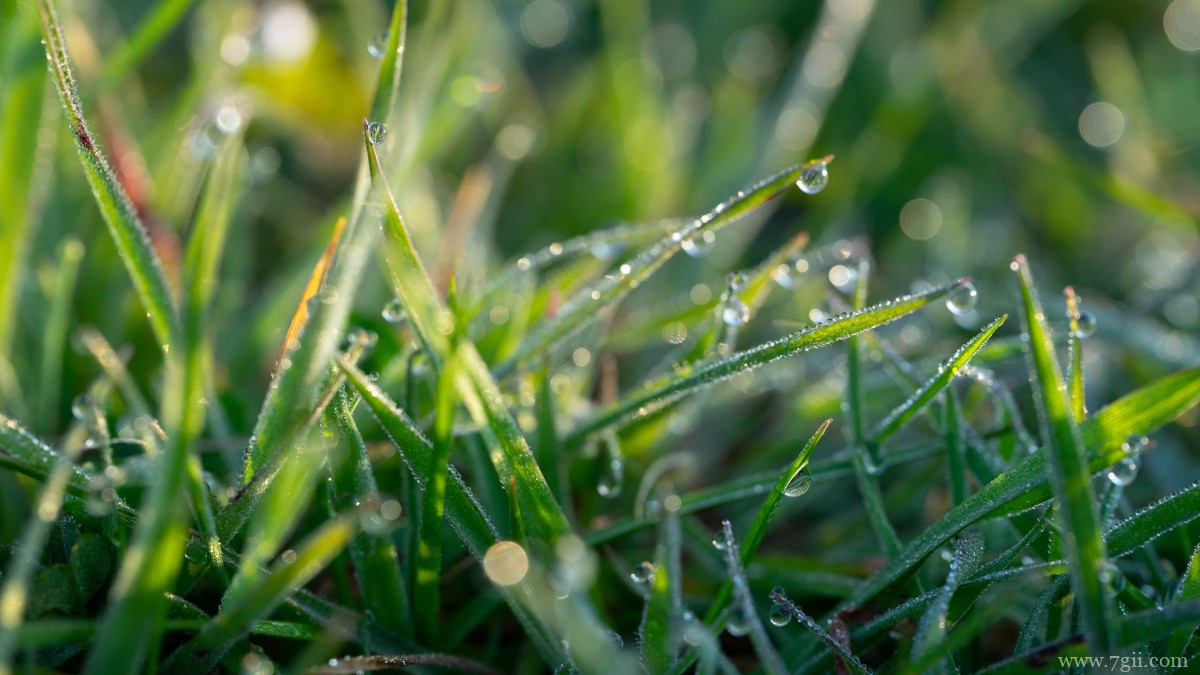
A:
369 0 408 126
1106 480 1200 558
944 392 967 506
873 315 1008 443
35 239 83 432
36 0 177 348
769 590 872 675
325 388 411 637
718 521 787 675
704 419 830 625
1078 366 1200 452
162 514 358 672
911 531 984 671
1169 543 1200 657
499 158 832 374
1065 287 1086 423
96 0 194 89
1013 254 1116 652
640 514 682 673
566 280 971 447
1120 601 1200 646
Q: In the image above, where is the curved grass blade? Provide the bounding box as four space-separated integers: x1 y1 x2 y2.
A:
704 420 830 625
1014 254 1116 652
325 389 411 637
640 514 683 673
873 315 1008 442
1065 287 1086 422
499 158 833 375
911 531 984 672
718 521 787 675
36 0 177 347
1106 480 1200 558
162 514 358 672
769 590 872 675
844 365 1200 614
566 280 971 448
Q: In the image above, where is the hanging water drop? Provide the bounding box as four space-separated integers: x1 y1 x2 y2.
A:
1106 456 1139 487
630 561 655 584
725 608 751 636
946 282 978 315
722 297 750 327
71 393 94 420
1075 310 1097 339
768 604 792 627
367 121 388 146
796 157 830 195
368 31 389 58
783 469 812 497
597 457 624 498
712 537 727 551
382 297 405 323
771 263 797 289
728 272 747 292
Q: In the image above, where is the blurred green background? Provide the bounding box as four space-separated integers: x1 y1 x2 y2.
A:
2 0 1199 543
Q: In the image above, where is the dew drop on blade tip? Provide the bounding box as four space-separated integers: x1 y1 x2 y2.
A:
946 281 978 315
1075 310 1097 339
796 157 829 195
768 604 792 627
367 121 388 145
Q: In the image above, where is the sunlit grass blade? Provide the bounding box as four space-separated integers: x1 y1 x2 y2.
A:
769 590 872 675
1065 287 1086 423
366 134 570 544
324 388 411 637
498 158 832 374
843 364 1200 614
717 521 787 675
36 0 177 347
640 514 682 673
566 280 970 447
911 531 983 671
162 514 359 672
704 419 830 625
873 315 1007 443
1105 480 1200 558
1013 254 1116 652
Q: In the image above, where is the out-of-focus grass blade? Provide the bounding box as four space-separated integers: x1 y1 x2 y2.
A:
162 515 358 672
96 0 195 89
640 514 682 673
498 158 832 374
911 531 983 672
769 590 872 675
1168 544 1200 658
704 420 830 625
943 393 967 506
1014 254 1116 652
566 281 971 447
874 315 1007 442
325 389 411 637
843 365 1200 614
35 239 83 432
369 0 407 126
338 358 565 665
1106 481 1200 558
1065 287 1086 423
36 0 177 347
717 521 787 675
366 135 571 544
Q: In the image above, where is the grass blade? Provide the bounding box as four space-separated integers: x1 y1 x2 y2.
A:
911 531 984 671
566 280 971 447
718 521 787 675
640 514 682 673
1105 480 1200 558
1168 543 1200 658
873 315 1008 443
35 239 83 433
499 158 832 374
769 590 872 675
704 419 831 625
96 0 195 89
36 0 177 347
1065 287 1086 423
1013 254 1116 652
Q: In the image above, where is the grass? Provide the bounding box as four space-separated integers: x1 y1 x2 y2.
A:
2 0 1200 672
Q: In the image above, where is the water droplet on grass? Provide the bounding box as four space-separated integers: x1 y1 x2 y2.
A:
768 604 792 627
1076 310 1097 339
722 296 750 327
630 561 654 584
712 537 726 551
382 297 405 323
368 31 388 58
796 158 829 194
71 393 94 420
783 469 812 497
367 121 388 145
1107 456 1139 486
681 231 716 257
946 282 978 315
597 457 624 498
726 608 751 636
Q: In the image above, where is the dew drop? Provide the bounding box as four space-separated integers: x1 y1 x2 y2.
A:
771 263 796 289
783 469 812 498
728 272 747 292
1107 456 1139 487
597 457 624 498
1098 560 1124 591
71 393 94 420
367 121 388 146
1075 310 1097 339
712 537 727 551
630 561 655 584
796 158 829 195
367 31 388 58
768 604 792 627
725 609 751 636
722 296 750 327
946 282 978 315
681 231 716 257
590 241 623 261
382 297 405 323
